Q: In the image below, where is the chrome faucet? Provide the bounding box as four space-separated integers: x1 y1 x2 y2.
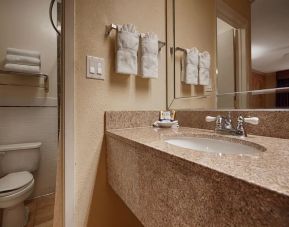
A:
206 112 259 137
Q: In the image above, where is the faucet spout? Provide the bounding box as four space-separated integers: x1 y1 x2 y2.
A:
205 113 259 137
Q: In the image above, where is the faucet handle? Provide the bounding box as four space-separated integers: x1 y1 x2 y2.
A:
206 115 223 131
236 116 259 137
244 117 259 125
205 116 217 122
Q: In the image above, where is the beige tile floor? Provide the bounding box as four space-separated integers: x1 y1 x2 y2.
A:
25 193 55 227
0 193 54 227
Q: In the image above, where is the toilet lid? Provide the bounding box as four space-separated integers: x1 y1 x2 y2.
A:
0 171 33 193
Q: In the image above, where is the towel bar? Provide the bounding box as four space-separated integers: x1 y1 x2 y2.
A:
170 46 187 55
105 23 166 52
175 47 186 52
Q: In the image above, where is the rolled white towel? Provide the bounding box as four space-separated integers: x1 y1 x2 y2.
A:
181 48 199 85
116 24 139 75
199 51 211 86
7 48 41 59
140 32 159 78
4 63 40 74
5 54 41 66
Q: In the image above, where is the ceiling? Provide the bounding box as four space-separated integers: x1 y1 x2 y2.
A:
251 0 289 73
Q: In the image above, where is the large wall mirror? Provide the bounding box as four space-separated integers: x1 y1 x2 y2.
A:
167 0 289 109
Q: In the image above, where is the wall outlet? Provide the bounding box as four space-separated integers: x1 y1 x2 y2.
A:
86 56 105 80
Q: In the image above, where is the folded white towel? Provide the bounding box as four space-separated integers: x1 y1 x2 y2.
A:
116 24 139 75
140 33 158 78
181 48 199 85
4 63 40 74
7 48 41 59
199 51 211 86
5 54 41 66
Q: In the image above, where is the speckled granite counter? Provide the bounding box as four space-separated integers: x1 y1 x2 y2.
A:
106 127 289 226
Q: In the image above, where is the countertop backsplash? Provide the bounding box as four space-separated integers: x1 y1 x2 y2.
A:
105 110 289 139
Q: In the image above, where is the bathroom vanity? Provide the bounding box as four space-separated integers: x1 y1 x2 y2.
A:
106 111 289 226
104 0 289 225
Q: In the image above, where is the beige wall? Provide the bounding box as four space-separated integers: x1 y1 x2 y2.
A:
0 0 58 103
0 0 58 198
74 0 166 226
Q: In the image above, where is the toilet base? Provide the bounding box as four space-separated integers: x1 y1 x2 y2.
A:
2 203 26 227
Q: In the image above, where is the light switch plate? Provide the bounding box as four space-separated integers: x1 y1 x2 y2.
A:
86 56 105 80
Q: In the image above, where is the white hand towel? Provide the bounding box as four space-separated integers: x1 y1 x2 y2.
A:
140 33 159 78
7 48 41 59
116 24 139 75
181 48 199 85
199 51 211 86
4 63 40 74
5 54 41 66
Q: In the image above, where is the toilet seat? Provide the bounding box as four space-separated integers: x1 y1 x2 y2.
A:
0 173 34 209
0 171 33 197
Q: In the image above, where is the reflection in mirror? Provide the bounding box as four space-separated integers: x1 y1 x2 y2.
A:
217 0 289 109
167 0 217 109
167 0 289 109
216 16 247 109
249 0 289 108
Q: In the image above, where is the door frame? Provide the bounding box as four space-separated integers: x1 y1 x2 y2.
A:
63 0 75 226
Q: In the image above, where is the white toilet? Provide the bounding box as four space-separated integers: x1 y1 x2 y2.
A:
0 142 41 227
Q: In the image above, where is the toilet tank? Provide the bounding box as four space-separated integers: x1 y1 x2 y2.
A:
0 142 41 177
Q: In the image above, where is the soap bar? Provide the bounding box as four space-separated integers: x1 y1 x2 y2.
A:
160 111 171 120
159 110 176 121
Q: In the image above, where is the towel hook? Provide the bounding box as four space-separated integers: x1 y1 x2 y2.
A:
105 24 118 36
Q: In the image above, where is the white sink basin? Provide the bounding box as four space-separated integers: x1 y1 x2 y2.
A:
165 137 264 155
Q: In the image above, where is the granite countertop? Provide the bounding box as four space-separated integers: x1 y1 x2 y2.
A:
106 127 289 197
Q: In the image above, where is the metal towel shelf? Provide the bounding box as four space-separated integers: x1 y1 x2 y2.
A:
0 69 49 92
